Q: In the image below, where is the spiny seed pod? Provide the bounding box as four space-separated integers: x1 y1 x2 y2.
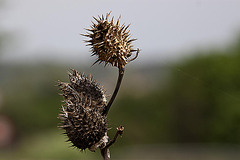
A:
82 12 138 71
58 69 108 151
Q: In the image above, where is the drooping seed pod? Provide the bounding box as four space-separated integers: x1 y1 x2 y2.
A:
58 69 108 151
82 12 138 71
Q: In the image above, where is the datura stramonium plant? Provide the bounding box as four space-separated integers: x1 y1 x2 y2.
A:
82 12 139 73
58 12 139 160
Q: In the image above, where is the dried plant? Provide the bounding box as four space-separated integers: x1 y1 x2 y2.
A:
58 12 139 160
82 12 138 73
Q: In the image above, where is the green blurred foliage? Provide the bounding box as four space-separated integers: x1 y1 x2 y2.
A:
1 37 240 145
165 52 240 143
109 37 240 145
0 64 63 133
1 32 240 159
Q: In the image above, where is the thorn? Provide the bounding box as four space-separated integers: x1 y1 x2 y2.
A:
93 16 100 23
127 38 137 43
92 59 101 66
85 28 94 32
123 24 130 33
106 11 112 20
111 16 114 24
120 25 126 33
91 20 96 26
116 15 121 26
81 34 91 37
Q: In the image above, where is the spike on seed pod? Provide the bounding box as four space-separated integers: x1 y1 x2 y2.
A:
82 12 138 71
58 69 108 151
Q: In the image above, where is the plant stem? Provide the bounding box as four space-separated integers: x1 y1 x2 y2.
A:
100 126 124 160
101 148 110 160
102 68 124 116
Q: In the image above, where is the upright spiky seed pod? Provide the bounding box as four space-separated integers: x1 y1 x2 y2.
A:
83 12 138 71
58 69 108 151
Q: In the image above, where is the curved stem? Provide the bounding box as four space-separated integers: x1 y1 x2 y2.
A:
102 68 124 116
100 126 124 160
127 48 140 62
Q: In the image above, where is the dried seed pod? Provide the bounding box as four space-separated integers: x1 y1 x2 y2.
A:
83 12 138 71
58 69 108 151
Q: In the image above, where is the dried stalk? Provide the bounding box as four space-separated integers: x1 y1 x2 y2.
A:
102 69 124 116
101 126 124 160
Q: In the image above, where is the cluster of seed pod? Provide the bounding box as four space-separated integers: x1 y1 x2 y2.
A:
58 12 138 154
58 69 108 151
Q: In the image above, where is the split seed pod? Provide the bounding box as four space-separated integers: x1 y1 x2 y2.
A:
82 12 138 71
58 69 108 151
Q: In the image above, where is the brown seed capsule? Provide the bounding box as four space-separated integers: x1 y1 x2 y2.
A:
82 12 138 71
58 69 108 151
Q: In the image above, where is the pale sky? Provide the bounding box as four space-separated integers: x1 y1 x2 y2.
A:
1 0 240 64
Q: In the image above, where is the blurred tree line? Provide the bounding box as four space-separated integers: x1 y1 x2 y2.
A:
109 37 240 145
0 35 240 148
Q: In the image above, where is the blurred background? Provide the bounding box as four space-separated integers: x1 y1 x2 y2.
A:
1 0 240 159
